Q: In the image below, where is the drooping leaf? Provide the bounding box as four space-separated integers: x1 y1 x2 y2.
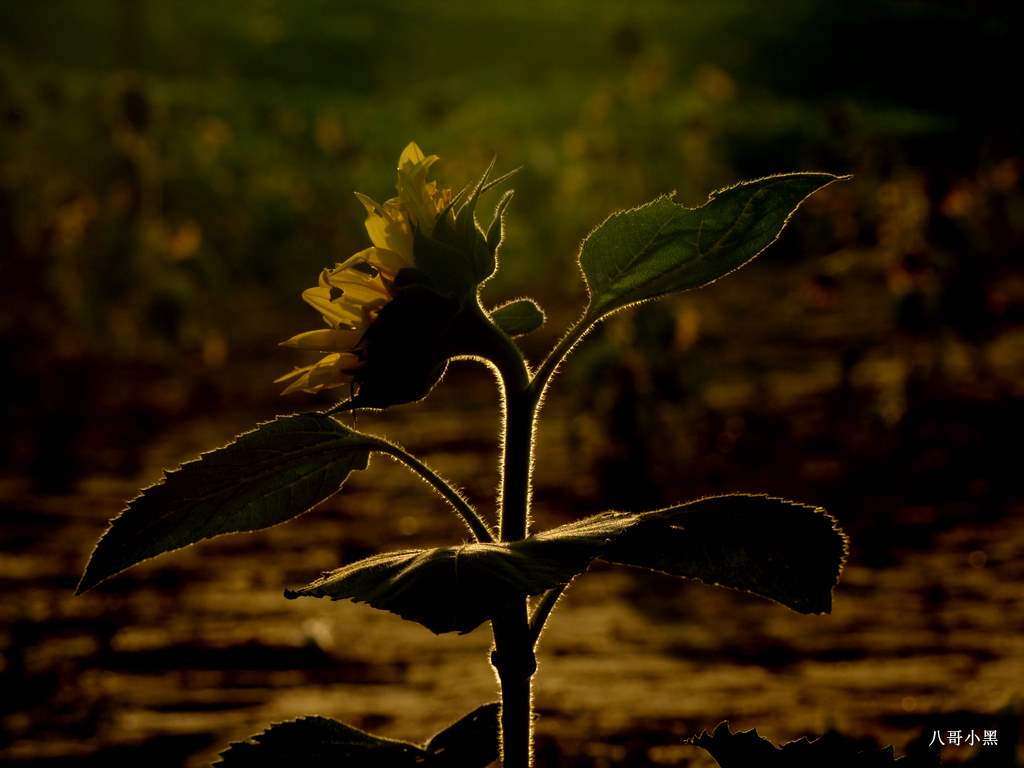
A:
215 716 425 767
689 721 940 768
286 513 636 634
424 703 500 768
602 495 847 614
579 173 848 321
489 298 546 337
284 545 568 635
77 414 371 594
214 704 501 768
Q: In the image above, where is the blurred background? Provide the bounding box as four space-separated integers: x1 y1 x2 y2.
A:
1 0 1022 765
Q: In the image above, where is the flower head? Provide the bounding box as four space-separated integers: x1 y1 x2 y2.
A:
276 142 451 394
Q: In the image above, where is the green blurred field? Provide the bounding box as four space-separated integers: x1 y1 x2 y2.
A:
5 0 1014 362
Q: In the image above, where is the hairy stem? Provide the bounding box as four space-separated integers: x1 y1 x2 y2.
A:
364 436 494 543
476 303 536 768
529 310 594 405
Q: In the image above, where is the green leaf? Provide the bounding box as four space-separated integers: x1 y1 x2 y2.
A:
286 513 636 634
489 298 546 337
284 494 845 633
215 716 425 767
602 495 847 614
688 721 940 767
579 173 848 321
214 704 500 768
77 414 372 594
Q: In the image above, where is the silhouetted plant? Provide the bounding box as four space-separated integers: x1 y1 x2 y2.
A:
79 144 852 767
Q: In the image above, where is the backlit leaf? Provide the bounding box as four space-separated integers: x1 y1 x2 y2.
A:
77 414 372 593
215 704 501 768
424 703 501 768
287 512 636 634
215 716 424 767
579 173 847 321
603 495 847 614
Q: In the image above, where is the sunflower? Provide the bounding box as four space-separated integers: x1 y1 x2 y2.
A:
276 143 453 395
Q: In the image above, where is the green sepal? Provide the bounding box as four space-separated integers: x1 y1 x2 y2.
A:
486 189 514 258
411 159 516 298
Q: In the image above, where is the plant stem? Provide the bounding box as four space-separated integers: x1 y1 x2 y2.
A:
365 436 494 543
477 304 536 768
529 310 594 405
480 301 597 767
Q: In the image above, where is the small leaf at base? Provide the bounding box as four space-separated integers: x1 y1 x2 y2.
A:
490 298 546 337
689 721 940 767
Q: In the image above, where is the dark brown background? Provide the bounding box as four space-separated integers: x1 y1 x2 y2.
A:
1 1 1022 765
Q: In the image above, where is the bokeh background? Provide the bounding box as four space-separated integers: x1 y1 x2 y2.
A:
2 1 1022 765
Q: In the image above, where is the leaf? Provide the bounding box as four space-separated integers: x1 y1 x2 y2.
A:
602 495 848 614
77 414 371 594
489 298 545 337
689 721 940 768
579 173 848 321
285 497 846 632
424 703 500 768
214 704 500 768
215 716 425 767
286 513 636 634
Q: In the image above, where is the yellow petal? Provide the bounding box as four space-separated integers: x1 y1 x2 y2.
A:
354 191 413 261
336 279 391 305
322 262 390 294
279 328 364 351
396 144 443 234
338 246 408 280
399 142 427 168
276 352 361 394
302 286 365 327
